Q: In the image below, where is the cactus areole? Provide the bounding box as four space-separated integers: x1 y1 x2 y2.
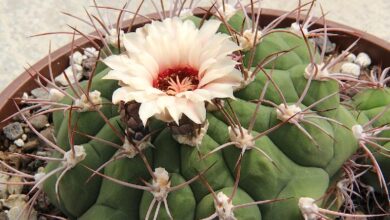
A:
4 2 389 220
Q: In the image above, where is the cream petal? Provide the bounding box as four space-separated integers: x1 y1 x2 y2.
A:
123 33 145 54
198 60 239 87
111 87 135 104
202 83 236 99
103 55 132 72
131 88 164 103
198 58 217 78
180 100 206 124
203 68 242 86
104 70 153 89
139 101 161 125
176 90 210 103
198 19 221 40
165 99 182 124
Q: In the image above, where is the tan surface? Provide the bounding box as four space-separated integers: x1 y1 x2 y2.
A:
0 0 389 91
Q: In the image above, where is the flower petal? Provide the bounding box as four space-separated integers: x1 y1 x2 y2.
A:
111 87 135 104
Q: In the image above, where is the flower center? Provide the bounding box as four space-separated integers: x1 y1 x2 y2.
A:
153 67 199 95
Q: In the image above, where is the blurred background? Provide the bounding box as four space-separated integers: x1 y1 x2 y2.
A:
0 0 389 91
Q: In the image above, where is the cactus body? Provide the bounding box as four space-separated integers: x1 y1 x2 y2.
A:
40 12 389 220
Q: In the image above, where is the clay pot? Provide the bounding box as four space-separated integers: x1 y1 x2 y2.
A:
0 9 389 127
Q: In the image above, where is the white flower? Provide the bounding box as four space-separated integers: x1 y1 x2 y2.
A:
104 18 242 125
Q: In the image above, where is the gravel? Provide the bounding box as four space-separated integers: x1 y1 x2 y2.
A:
2 123 23 140
30 115 49 130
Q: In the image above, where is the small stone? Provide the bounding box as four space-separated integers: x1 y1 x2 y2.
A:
21 134 27 141
70 51 85 65
22 139 39 152
3 123 23 140
12 111 31 122
48 88 65 102
29 115 49 130
21 93 29 101
355 52 371 68
341 62 361 77
23 127 30 134
0 174 9 199
30 88 49 100
7 177 23 195
1 194 37 220
84 47 99 58
55 66 83 86
0 212 8 220
314 36 336 54
8 145 17 153
13 139 24 147
2 139 9 148
344 52 356 62
82 56 97 78
39 127 55 147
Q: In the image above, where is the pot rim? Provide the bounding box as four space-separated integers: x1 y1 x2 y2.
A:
0 8 389 128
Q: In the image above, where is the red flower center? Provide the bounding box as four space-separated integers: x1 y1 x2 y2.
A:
153 67 199 95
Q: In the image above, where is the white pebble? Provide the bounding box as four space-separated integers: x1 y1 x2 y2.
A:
355 52 371 67
341 62 361 77
7 176 23 194
2 194 37 220
345 53 356 62
21 134 27 141
21 92 29 103
0 174 9 199
55 66 83 86
84 47 99 58
70 51 84 65
48 88 65 102
13 139 24 147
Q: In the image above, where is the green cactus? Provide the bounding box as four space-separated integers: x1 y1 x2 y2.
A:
14 3 388 220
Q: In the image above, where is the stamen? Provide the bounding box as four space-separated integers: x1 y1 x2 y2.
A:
153 67 199 95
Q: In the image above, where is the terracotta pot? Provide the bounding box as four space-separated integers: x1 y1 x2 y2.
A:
0 9 389 128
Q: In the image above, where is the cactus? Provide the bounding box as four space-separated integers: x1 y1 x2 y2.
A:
5 1 390 220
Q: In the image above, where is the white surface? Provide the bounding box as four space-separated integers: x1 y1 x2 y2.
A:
0 0 389 91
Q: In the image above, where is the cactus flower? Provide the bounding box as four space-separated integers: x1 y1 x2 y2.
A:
103 17 242 125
